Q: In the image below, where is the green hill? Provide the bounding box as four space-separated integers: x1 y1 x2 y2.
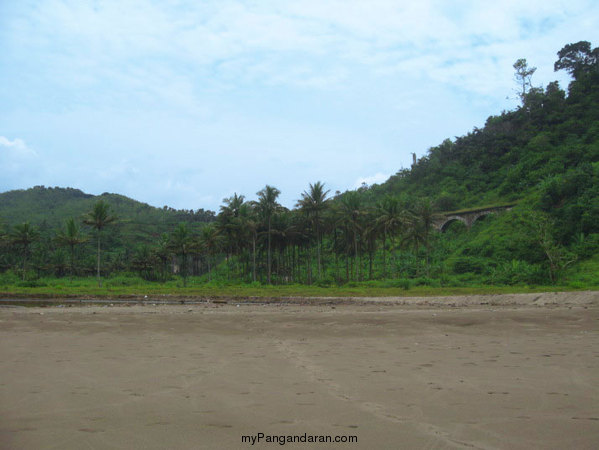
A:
369 71 598 215
0 186 215 277
0 186 214 232
1 41 597 288
350 42 599 286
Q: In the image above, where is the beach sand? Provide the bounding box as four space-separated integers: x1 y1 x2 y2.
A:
1 292 598 449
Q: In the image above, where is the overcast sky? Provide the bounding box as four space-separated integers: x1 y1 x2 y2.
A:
1 1 597 211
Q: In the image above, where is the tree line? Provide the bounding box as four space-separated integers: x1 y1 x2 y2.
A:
0 185 448 286
1 41 597 287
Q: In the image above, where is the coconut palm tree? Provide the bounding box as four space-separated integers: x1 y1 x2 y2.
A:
131 244 158 281
363 213 379 280
403 199 441 276
296 181 329 280
269 209 299 283
199 223 221 281
376 195 405 278
338 191 365 281
83 200 117 287
169 223 192 287
238 203 259 282
256 185 281 284
154 233 171 282
55 217 87 280
217 193 245 278
10 222 39 280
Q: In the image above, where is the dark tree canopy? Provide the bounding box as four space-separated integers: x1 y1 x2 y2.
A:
554 41 599 79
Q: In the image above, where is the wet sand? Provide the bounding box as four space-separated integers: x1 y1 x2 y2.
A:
1 292 598 449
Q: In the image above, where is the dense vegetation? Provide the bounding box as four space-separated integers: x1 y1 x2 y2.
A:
1 41 598 293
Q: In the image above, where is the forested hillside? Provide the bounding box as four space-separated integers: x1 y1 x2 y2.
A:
370 41 599 226
0 187 215 281
0 186 215 230
1 41 597 289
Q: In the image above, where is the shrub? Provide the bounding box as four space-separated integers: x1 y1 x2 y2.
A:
571 233 599 258
314 279 333 288
491 260 547 285
413 277 437 287
0 270 20 286
450 257 487 274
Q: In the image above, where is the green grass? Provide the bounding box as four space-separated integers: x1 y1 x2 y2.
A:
0 274 596 300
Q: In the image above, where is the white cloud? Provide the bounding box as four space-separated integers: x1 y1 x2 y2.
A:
355 173 391 188
0 136 37 158
0 136 41 191
1 1 598 210
10 0 597 97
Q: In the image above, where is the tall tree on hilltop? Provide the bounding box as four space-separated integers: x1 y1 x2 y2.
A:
256 185 281 284
83 200 117 287
554 41 599 79
513 58 537 102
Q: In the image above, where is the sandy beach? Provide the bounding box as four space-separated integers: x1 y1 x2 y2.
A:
1 292 598 449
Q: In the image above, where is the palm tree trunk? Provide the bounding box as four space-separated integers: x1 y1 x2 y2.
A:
382 229 387 278
307 246 312 285
348 255 352 282
391 237 397 278
316 224 322 280
70 244 75 281
96 234 102 287
252 235 257 282
425 232 431 277
334 228 339 282
345 255 349 282
353 229 358 281
267 216 272 284
182 253 187 287
21 247 27 281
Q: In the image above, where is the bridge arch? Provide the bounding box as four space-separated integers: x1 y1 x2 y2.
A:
439 216 468 232
435 204 515 232
469 211 493 228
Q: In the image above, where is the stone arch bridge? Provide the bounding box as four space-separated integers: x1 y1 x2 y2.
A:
434 204 516 232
